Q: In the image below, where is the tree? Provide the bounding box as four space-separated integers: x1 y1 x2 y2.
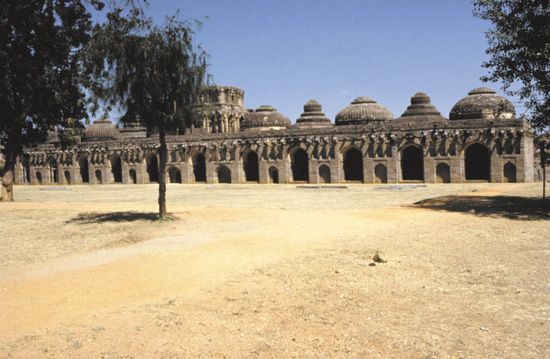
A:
473 0 550 131
0 0 104 201
83 5 207 218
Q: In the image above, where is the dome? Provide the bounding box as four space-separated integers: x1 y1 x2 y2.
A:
295 100 333 128
240 105 290 131
395 92 447 124
83 119 120 141
335 97 393 125
449 87 516 121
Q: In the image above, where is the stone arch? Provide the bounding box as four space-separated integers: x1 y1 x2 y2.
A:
95 169 102 184
319 164 331 184
401 145 424 181
49 157 59 183
343 147 363 182
374 163 387 183
79 156 89 183
464 143 490 181
146 154 159 183
64 170 71 184
290 147 309 182
36 171 43 185
192 152 206 182
243 150 259 182
129 169 137 184
168 166 182 183
436 163 450 183
268 166 279 184
503 162 517 183
110 154 123 183
216 165 231 183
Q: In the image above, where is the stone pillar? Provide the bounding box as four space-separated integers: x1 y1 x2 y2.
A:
387 154 399 183
490 149 503 183
364 157 374 183
424 156 435 183
258 159 269 184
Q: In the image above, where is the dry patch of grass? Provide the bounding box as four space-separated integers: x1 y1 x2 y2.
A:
0 183 548 357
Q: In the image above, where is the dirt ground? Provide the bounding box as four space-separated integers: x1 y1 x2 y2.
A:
0 183 549 358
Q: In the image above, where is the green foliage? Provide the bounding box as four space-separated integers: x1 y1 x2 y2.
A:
0 0 102 156
473 0 550 131
82 5 208 133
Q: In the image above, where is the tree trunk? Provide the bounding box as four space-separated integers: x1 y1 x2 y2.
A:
158 127 168 218
1 152 16 202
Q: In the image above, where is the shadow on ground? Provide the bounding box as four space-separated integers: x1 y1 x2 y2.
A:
413 196 550 221
66 211 160 224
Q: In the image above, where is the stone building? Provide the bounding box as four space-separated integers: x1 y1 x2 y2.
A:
15 86 536 186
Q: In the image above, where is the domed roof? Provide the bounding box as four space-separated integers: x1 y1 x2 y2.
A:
83 119 120 141
335 97 393 126
395 92 447 124
295 100 333 128
241 105 291 131
450 87 516 121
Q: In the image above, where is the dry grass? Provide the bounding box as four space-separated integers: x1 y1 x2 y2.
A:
0 183 549 358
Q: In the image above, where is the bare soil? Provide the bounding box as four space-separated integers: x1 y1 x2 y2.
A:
0 183 548 358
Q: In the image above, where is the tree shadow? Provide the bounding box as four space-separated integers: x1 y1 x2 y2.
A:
66 211 161 224
413 195 550 221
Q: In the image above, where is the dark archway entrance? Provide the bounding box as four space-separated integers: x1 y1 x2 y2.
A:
79 157 89 183
129 169 137 184
243 151 259 182
95 170 102 184
64 170 71 184
503 162 516 183
111 155 122 183
36 171 42 185
374 163 387 183
268 166 279 184
49 158 58 183
436 163 450 183
193 153 206 182
168 167 182 183
319 165 331 183
291 148 309 182
146 155 159 183
401 146 424 181
465 143 490 181
217 165 231 183
343 148 363 182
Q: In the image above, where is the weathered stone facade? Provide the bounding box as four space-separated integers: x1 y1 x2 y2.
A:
15 86 536 185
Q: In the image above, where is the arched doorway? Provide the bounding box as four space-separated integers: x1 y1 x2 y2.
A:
343 147 363 182
168 167 182 183
36 171 42 185
374 163 387 183
503 162 516 183
465 143 490 181
319 165 331 183
111 155 123 183
193 153 206 182
217 165 231 183
268 166 279 184
79 157 89 183
401 146 424 181
436 163 451 183
49 158 58 183
243 151 259 182
95 170 102 184
146 155 159 183
291 148 309 182
129 169 137 184
64 170 71 184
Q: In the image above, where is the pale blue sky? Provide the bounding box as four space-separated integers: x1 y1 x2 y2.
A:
104 0 518 122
